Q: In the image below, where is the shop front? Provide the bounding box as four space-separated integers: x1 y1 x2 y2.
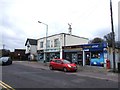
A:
37 48 61 62
83 43 107 67
45 48 60 62
62 46 83 65
62 43 107 67
37 50 44 62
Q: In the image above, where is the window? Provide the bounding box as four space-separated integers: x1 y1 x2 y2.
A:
54 38 60 47
51 41 53 47
40 42 43 48
47 40 50 48
91 52 100 59
56 60 62 64
63 60 71 64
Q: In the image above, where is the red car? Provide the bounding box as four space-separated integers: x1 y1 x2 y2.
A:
49 59 77 72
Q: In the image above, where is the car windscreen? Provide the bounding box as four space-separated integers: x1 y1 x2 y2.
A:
63 60 71 64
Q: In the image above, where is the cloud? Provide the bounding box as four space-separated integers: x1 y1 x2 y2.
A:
0 0 119 51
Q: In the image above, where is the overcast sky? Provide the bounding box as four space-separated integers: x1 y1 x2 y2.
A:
0 0 119 51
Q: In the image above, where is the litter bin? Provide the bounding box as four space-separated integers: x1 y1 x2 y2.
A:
118 62 120 73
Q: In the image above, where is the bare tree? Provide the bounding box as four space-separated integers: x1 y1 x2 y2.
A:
104 32 113 47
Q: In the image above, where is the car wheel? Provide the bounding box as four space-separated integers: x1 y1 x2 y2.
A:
7 60 12 65
74 69 77 72
63 67 67 72
49 66 53 70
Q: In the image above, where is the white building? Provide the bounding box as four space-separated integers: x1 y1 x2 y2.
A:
107 47 120 69
25 38 37 60
37 33 89 62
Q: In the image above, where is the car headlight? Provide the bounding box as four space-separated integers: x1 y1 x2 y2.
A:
68 64 72 68
93 62 97 65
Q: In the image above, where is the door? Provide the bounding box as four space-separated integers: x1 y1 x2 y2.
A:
56 60 63 69
85 52 91 65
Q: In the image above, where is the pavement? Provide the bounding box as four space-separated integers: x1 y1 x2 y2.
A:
13 61 119 82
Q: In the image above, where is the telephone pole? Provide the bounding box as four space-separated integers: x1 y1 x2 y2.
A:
110 0 116 72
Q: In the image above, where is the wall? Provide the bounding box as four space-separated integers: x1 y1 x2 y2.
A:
25 41 30 54
30 45 37 55
108 47 120 69
65 35 88 46
37 34 64 50
25 41 37 55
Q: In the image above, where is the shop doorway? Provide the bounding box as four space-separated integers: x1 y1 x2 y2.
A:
46 53 50 62
85 52 91 65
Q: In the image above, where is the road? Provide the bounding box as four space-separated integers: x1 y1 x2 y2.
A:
1 61 118 89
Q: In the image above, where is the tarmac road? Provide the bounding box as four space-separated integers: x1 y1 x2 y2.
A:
1 61 119 89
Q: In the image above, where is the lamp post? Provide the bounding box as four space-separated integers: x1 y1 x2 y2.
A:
38 21 48 63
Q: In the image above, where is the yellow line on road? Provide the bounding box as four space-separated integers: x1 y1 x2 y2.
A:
0 80 15 90
0 82 9 90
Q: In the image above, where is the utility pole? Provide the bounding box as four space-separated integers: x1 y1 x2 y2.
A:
110 0 116 72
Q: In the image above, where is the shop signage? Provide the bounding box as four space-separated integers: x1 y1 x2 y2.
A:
92 45 99 48
84 49 89 51
46 48 60 52
65 48 82 51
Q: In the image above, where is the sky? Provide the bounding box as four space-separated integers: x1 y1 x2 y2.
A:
0 0 119 51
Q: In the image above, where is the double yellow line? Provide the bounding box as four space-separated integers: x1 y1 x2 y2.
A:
0 80 15 90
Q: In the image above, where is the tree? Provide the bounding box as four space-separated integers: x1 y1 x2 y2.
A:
104 32 112 47
115 41 120 49
90 37 104 44
0 49 10 57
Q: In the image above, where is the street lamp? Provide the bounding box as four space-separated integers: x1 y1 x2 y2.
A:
38 21 48 63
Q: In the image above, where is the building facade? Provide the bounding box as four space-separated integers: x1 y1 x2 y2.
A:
37 33 89 62
25 38 37 60
63 43 108 67
13 49 26 60
107 47 120 69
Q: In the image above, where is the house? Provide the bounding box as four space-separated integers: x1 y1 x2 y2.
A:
25 38 37 60
14 49 26 60
37 33 89 62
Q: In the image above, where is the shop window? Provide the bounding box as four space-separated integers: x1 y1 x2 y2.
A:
91 52 100 59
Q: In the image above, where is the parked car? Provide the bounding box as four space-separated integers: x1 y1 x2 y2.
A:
49 59 77 72
0 56 12 65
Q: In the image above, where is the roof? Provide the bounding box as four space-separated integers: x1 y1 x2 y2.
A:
25 38 37 46
14 49 26 52
37 33 89 40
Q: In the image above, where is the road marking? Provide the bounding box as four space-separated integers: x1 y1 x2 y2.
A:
0 82 9 90
0 80 15 90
